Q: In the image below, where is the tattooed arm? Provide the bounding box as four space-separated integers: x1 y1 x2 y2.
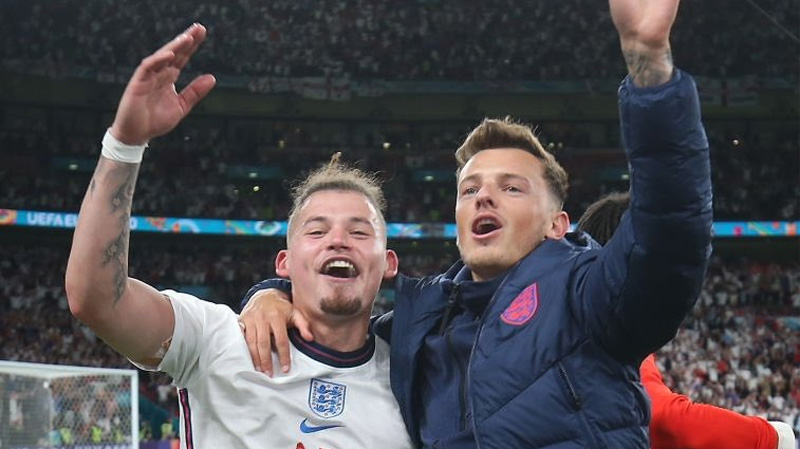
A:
65 24 216 364
609 0 678 87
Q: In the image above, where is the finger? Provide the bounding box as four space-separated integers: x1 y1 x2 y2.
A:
133 50 175 83
292 311 314 342
173 24 207 70
177 74 216 112
271 317 292 374
243 318 271 376
256 322 274 376
155 26 197 60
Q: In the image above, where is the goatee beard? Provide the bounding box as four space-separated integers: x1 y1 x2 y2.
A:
320 295 363 316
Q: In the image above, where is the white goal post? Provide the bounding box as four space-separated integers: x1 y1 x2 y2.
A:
0 361 138 449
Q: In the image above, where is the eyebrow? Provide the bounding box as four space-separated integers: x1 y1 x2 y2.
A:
301 216 375 227
459 173 531 186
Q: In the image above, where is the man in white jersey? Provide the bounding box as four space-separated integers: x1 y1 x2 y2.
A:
65 23 413 449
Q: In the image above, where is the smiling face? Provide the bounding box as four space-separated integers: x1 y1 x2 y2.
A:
456 148 569 281
276 189 398 323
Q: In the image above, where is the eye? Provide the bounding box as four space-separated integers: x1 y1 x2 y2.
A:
306 229 325 236
461 186 478 196
504 185 523 193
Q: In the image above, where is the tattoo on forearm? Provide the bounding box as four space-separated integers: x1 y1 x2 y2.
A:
94 159 139 304
623 48 674 87
109 168 137 214
101 227 129 303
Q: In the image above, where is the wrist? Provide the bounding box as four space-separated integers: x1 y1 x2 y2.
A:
101 128 148 164
108 126 147 146
621 42 674 88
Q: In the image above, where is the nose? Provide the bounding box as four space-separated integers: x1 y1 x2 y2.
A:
327 226 351 249
475 185 497 209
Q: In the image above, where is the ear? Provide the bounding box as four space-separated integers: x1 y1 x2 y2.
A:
383 249 399 280
275 250 290 277
546 210 570 240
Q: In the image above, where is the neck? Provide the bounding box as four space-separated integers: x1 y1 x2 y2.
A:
470 265 505 282
307 317 370 352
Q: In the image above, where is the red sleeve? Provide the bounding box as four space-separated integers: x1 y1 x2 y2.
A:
641 354 778 449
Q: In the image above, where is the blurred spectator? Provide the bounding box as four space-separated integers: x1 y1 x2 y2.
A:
657 258 800 433
1 109 797 221
0 0 797 82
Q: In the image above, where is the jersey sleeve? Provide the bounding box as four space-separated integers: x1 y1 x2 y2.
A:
132 290 238 388
642 355 778 449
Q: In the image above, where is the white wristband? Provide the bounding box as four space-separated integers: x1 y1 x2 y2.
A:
101 129 148 164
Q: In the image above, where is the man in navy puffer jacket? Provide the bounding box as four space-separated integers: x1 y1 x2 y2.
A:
240 0 713 447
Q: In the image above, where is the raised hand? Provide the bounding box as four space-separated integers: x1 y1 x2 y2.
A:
609 0 679 87
239 289 314 376
110 23 216 145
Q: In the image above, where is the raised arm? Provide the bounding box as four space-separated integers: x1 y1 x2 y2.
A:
609 0 677 86
65 24 216 365
577 0 713 358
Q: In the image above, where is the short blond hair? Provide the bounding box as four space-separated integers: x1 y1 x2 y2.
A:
287 153 387 242
456 117 568 207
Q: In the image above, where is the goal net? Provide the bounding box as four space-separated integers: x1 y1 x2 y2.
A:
0 361 138 449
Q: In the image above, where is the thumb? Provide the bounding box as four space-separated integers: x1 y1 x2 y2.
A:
178 74 216 113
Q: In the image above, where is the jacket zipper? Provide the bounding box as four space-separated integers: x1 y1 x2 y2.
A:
558 362 602 449
557 362 582 410
446 328 469 430
438 283 459 335
468 273 515 449
439 284 469 430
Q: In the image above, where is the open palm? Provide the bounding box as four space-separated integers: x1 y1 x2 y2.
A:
110 24 216 145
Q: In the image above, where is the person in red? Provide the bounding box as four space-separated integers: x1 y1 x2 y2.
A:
576 192 796 449
641 354 785 449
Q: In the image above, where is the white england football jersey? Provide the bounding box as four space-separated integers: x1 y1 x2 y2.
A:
136 290 414 449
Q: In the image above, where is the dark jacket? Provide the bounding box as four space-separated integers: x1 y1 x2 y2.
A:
377 70 712 449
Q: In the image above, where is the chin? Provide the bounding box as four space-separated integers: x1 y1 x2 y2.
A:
320 297 364 317
463 254 511 280
465 247 503 265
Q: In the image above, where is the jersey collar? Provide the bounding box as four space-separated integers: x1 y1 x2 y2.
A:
289 328 376 368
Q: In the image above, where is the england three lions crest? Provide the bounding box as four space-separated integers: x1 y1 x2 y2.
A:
308 378 346 418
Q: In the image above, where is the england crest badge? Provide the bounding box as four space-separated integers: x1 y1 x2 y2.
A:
308 378 346 418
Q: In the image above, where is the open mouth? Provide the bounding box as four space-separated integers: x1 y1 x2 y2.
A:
472 217 501 236
321 259 359 279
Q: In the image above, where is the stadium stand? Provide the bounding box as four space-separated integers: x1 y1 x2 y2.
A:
0 0 797 445
1 105 797 222
0 0 797 81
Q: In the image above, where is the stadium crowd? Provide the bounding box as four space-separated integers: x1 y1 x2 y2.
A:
1 0 797 445
1 0 797 81
2 109 798 222
0 241 798 441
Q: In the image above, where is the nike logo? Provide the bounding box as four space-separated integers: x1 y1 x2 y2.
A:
299 418 343 434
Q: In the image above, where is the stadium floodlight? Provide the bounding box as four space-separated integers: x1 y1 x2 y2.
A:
0 361 138 449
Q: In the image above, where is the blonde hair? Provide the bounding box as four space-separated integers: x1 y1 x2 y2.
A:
456 117 568 207
287 153 387 242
